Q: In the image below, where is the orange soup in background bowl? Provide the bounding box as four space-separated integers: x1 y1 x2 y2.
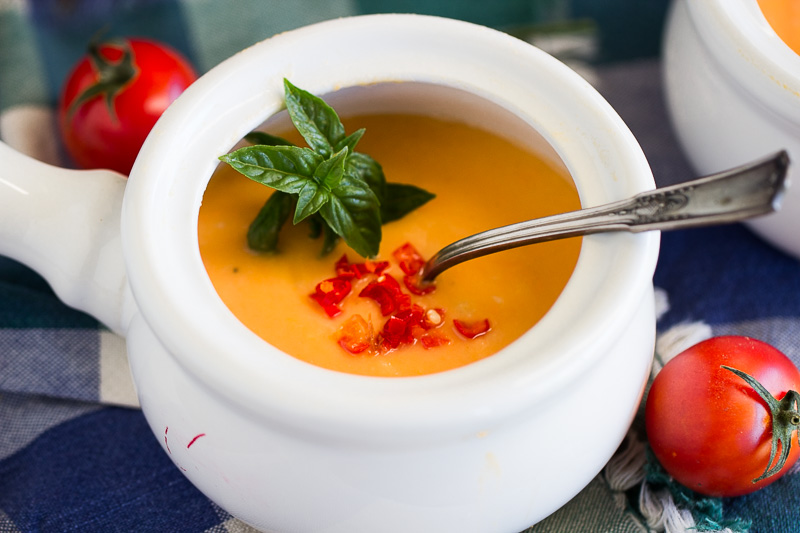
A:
758 0 800 55
110 14 660 533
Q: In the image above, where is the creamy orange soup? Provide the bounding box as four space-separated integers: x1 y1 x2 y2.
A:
759 0 800 55
198 112 581 377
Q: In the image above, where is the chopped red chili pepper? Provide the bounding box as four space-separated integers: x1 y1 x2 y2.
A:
395 304 424 324
420 331 452 349
380 315 409 350
395 305 424 339
310 277 351 317
396 293 413 312
359 273 406 316
336 254 390 279
362 258 390 275
319 278 351 301
337 314 373 354
375 304 424 350
310 295 342 317
392 242 426 276
453 318 491 339
334 254 359 279
403 274 436 295
312 242 494 354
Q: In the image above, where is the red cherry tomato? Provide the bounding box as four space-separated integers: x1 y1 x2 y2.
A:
58 38 197 176
645 335 800 497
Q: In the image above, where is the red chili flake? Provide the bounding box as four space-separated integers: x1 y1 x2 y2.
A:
337 314 373 354
336 254 390 279
403 274 436 295
380 315 409 350
393 242 426 276
314 242 489 354
376 304 428 351
420 331 452 349
310 277 352 317
453 318 491 339
394 293 413 313
319 278 351 302
310 297 342 318
394 305 425 344
395 305 425 326
334 254 358 279
362 258 390 276
359 273 405 316
411 324 428 342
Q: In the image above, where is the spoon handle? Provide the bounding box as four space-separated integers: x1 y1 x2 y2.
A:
421 150 789 282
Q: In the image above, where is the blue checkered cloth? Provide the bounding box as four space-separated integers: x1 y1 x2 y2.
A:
1 1 799 532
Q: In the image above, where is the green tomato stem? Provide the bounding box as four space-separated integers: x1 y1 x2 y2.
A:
67 39 138 122
722 365 800 483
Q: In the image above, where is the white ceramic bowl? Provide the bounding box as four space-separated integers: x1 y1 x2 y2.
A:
0 14 659 533
664 0 800 258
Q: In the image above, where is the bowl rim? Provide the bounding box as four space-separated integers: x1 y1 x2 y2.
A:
123 13 658 444
684 0 800 123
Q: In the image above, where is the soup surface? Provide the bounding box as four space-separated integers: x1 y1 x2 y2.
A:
198 112 581 376
759 0 800 55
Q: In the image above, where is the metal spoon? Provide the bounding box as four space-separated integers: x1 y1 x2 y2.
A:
419 150 790 282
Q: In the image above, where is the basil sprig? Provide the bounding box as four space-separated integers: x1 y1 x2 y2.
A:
219 79 434 258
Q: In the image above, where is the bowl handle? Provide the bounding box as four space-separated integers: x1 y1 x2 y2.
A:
0 141 135 336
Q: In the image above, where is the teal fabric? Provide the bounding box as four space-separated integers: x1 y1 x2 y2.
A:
0 0 670 112
0 9 50 109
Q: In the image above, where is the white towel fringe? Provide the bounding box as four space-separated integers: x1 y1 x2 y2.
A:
639 482 695 533
652 321 713 377
654 287 670 322
605 431 647 492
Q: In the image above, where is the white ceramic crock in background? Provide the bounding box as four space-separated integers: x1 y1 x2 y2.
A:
0 15 659 533
664 0 800 258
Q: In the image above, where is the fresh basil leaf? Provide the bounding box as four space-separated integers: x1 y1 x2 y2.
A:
247 191 294 253
381 183 436 224
314 147 349 190
319 173 382 258
293 181 329 224
219 145 323 194
245 131 294 146
346 151 387 204
295 148 348 224
283 79 345 158
220 81 437 259
335 128 365 153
